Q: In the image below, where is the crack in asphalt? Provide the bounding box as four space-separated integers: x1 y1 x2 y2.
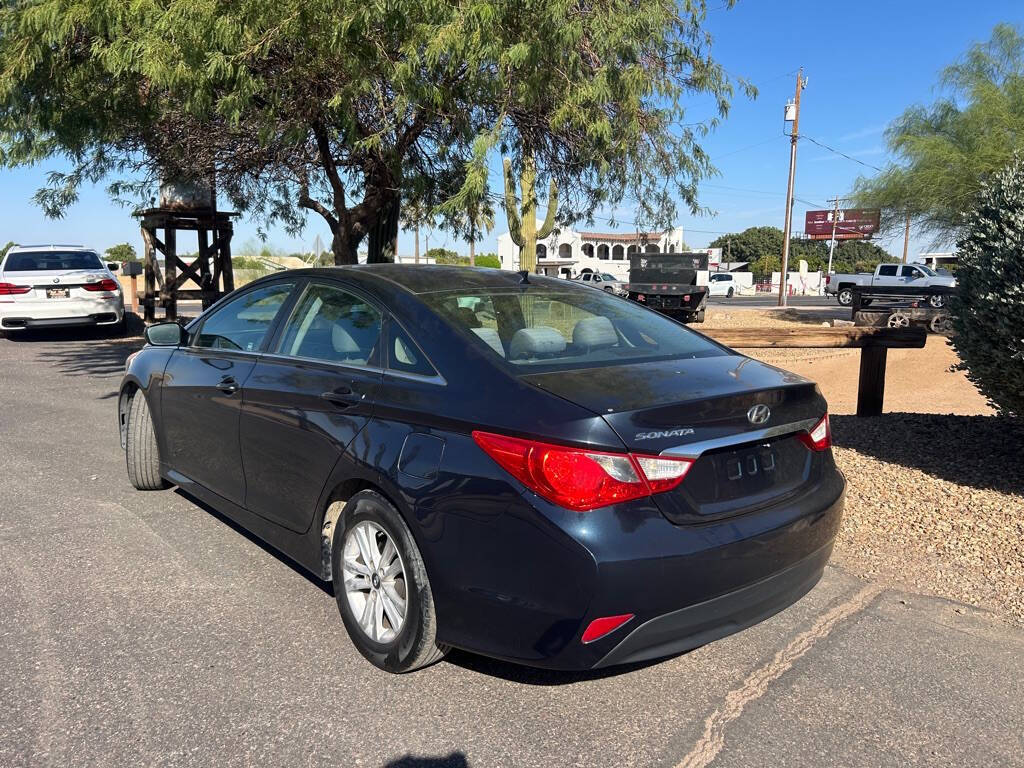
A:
674 583 886 768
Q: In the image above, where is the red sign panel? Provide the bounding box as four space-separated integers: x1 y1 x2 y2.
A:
804 209 880 240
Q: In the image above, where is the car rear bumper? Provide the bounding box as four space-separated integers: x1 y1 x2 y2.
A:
593 541 831 668
0 297 124 329
430 453 845 671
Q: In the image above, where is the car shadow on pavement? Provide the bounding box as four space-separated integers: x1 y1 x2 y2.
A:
174 489 334 597
830 412 1024 495
384 754 469 768
443 647 682 686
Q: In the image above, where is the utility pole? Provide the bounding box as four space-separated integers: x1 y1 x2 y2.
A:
901 212 911 263
778 68 805 307
826 196 842 277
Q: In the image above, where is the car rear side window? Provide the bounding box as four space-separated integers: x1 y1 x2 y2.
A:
424 288 724 370
194 283 293 352
878 265 898 276
3 251 103 271
276 282 382 367
388 323 437 378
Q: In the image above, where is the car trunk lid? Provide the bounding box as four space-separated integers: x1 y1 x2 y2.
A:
520 355 827 523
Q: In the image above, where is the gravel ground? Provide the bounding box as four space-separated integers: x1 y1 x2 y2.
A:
830 414 1024 625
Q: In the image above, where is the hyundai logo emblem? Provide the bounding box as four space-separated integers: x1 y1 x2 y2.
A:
747 404 771 425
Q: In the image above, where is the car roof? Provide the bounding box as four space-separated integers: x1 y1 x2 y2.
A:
252 264 586 297
6 244 94 253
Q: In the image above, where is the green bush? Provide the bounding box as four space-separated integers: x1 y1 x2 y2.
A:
474 253 500 268
950 154 1024 415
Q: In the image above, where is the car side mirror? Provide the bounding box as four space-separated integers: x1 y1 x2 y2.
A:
144 322 188 347
107 262 120 272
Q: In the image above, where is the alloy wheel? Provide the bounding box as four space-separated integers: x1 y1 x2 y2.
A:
342 521 407 643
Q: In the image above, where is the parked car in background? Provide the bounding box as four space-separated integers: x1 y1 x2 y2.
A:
120 265 844 673
707 273 738 298
825 263 956 307
625 252 709 322
0 245 124 333
575 271 627 296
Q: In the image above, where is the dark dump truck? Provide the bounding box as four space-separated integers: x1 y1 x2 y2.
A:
625 251 709 323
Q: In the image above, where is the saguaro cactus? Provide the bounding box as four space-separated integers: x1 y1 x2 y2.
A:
503 155 557 273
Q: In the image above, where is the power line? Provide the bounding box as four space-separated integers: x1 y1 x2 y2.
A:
802 135 885 172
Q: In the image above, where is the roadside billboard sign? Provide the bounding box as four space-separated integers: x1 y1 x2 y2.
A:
804 208 880 240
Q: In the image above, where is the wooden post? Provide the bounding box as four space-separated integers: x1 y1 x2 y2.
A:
130 275 138 313
142 226 156 323
198 228 213 309
856 346 888 417
164 227 177 321
221 225 235 292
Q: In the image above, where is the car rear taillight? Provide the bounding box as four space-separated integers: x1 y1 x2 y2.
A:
84 278 120 292
0 282 31 295
825 274 831 284
798 413 831 452
471 431 693 512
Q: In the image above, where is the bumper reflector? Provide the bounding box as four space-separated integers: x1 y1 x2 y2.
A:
581 613 635 644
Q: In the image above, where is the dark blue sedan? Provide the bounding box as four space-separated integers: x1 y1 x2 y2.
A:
119 266 844 672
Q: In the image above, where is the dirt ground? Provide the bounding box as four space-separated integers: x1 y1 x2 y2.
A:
701 308 1022 624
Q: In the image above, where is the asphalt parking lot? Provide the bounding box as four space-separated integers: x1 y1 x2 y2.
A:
2 328 1022 768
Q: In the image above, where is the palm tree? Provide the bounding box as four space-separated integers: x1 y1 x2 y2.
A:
465 197 495 267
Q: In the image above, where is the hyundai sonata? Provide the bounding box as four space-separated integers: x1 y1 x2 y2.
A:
119 266 844 672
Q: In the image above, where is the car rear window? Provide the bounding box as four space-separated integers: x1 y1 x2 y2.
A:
2 251 103 271
423 288 725 370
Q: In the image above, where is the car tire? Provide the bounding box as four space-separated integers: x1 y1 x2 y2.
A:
125 392 170 490
726 287 734 298
604 286 615 293
694 309 706 323
928 294 945 309
837 288 853 306
333 490 449 673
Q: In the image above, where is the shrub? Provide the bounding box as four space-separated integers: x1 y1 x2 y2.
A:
474 253 500 268
950 153 1024 415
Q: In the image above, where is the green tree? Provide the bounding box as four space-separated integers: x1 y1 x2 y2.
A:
474 252 500 269
104 243 138 262
0 1 748 266
425 248 464 265
949 154 1024 415
708 227 891 278
853 24 1024 241
1 241 14 259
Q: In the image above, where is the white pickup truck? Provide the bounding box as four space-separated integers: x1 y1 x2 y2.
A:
825 263 956 307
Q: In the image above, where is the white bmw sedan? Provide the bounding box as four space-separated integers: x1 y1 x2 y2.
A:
0 245 125 333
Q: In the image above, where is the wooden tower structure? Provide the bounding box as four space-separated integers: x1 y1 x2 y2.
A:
135 206 237 322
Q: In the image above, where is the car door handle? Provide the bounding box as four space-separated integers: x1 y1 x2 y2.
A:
216 377 238 394
320 388 361 407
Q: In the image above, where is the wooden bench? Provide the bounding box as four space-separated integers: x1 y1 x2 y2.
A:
700 326 928 417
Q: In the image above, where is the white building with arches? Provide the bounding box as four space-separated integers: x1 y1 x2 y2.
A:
497 226 686 280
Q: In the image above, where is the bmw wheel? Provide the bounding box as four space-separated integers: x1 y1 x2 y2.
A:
333 490 448 673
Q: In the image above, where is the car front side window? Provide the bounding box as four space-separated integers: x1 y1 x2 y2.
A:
194 282 294 352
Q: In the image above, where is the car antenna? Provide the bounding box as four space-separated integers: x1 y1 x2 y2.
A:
517 270 530 285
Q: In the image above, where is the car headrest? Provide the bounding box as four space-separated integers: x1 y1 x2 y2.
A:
331 324 361 355
572 316 617 350
454 306 481 329
472 327 505 358
508 326 566 360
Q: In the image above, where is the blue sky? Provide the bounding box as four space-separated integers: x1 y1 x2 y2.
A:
0 1 1017 261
